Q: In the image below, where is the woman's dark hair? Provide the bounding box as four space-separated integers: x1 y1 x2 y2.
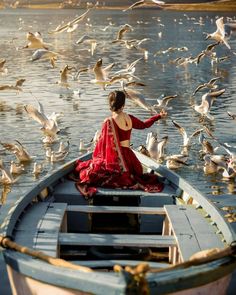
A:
108 90 126 112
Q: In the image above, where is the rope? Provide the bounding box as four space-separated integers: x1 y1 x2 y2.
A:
0 235 93 273
114 262 150 295
149 243 236 274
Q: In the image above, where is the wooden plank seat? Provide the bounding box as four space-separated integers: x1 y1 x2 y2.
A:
163 205 225 264
59 233 176 248
67 205 165 215
14 202 67 257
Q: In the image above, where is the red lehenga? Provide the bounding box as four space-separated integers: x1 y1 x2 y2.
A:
74 115 164 198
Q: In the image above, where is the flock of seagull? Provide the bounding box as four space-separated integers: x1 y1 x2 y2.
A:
0 6 236 201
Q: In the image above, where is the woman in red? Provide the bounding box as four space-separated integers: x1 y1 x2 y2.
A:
75 90 167 198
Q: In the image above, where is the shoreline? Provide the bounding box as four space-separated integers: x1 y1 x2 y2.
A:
1 1 236 11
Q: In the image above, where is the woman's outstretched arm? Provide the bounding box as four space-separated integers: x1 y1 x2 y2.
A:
130 110 167 129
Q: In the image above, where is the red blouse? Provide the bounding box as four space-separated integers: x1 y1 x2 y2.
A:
113 114 161 142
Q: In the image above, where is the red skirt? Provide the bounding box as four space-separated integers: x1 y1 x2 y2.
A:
74 147 164 198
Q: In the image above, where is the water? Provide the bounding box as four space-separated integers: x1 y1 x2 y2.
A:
0 8 236 207
0 8 236 294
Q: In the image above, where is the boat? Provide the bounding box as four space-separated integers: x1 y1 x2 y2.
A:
1 150 236 295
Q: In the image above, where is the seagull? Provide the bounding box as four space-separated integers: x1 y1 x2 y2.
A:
192 77 221 96
195 42 220 65
112 57 143 76
193 89 225 120
24 100 59 142
205 17 236 49
166 154 189 170
203 154 227 175
50 150 69 162
146 132 168 161
0 159 16 184
57 64 74 88
205 131 236 162
199 132 215 155
48 9 90 34
23 32 49 50
10 161 25 175
31 49 58 68
153 94 177 109
112 24 133 43
91 58 115 89
123 0 166 12
72 67 89 81
76 35 97 56
0 78 25 92
0 58 8 75
137 145 151 157
58 140 70 154
0 140 32 162
123 86 156 113
172 120 202 155
227 111 236 121
32 162 43 176
221 160 236 179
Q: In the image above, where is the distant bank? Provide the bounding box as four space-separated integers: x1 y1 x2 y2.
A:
1 0 236 11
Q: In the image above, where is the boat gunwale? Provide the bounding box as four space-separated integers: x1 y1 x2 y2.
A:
4 249 236 295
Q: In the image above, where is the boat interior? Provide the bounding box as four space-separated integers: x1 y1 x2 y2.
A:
12 167 225 272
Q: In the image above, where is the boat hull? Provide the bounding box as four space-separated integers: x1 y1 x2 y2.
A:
6 264 232 295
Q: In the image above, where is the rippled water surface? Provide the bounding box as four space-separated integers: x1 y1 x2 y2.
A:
0 8 236 212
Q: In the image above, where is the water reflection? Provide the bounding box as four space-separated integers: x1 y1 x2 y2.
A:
0 8 236 207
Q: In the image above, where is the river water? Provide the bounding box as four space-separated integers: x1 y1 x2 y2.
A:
0 7 236 294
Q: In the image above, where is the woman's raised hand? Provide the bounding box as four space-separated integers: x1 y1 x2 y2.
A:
160 109 168 118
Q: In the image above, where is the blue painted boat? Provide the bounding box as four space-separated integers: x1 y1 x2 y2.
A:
1 151 236 295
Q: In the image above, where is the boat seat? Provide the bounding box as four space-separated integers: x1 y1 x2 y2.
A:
72 260 169 269
163 205 225 264
52 179 179 202
59 233 176 248
14 202 67 257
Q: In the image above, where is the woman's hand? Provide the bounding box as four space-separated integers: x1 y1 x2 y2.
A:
160 109 168 119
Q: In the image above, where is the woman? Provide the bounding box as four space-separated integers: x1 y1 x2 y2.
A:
74 90 167 198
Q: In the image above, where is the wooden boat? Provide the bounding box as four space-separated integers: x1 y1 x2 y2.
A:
1 150 236 295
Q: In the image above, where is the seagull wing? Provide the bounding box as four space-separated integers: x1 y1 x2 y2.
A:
208 76 221 85
0 58 6 68
71 9 90 25
172 120 188 145
123 0 144 11
161 94 177 106
0 142 18 153
192 84 205 96
215 17 225 36
208 88 225 97
24 104 48 126
206 42 220 51
48 23 69 34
